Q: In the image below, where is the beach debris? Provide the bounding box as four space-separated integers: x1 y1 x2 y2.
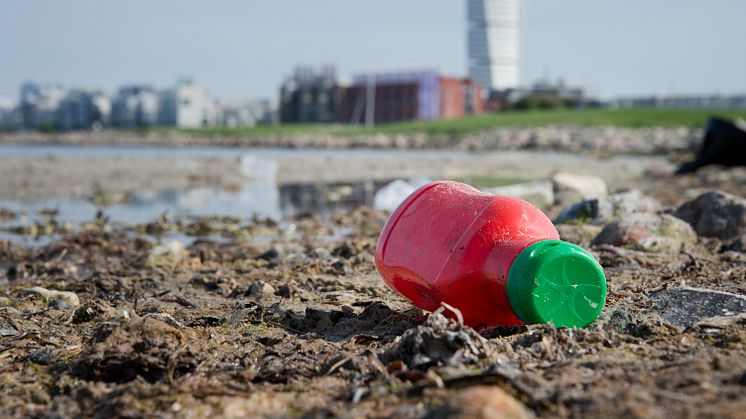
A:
76 317 193 383
591 213 697 252
676 117 746 174
21 286 80 307
373 177 431 212
380 308 492 370
650 287 746 328
672 190 746 239
551 172 607 205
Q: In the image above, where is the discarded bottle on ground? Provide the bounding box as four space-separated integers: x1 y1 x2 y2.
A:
375 181 607 328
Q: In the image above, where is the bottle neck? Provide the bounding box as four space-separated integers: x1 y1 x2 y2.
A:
505 239 607 328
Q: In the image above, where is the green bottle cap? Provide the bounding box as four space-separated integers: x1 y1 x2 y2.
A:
506 240 606 328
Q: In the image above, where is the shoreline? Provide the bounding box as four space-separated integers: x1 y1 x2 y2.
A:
0 125 702 155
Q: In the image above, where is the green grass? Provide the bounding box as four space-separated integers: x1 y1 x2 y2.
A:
157 108 746 139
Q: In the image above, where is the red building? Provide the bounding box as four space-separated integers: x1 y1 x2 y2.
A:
339 71 484 125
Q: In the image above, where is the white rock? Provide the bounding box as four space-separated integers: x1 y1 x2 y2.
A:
483 180 554 207
552 172 608 205
146 240 186 268
22 287 80 307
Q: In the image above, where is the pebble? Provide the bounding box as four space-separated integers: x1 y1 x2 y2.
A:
551 172 608 205
591 213 697 252
672 190 746 239
650 287 746 328
555 189 661 225
427 385 533 419
22 286 80 307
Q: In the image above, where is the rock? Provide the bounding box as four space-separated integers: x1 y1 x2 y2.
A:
591 213 697 252
249 281 276 296
308 247 332 260
650 287 746 328
22 286 80 307
555 189 660 225
380 311 492 370
48 299 71 310
426 385 533 419
28 346 56 365
146 240 186 268
483 180 554 208
672 190 746 239
551 172 608 205
725 235 746 252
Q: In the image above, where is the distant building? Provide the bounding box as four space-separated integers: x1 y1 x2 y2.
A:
111 85 159 128
488 79 589 111
0 97 17 130
221 99 275 127
612 95 746 109
19 82 66 130
339 71 484 125
468 0 522 93
279 66 339 123
158 79 221 128
56 88 111 131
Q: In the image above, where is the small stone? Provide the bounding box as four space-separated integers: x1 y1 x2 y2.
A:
650 287 746 328
28 346 56 365
249 281 276 296
483 180 554 208
426 385 533 419
672 190 746 239
308 247 332 260
22 287 80 307
552 172 608 205
258 247 281 262
48 299 71 310
591 213 697 252
555 189 660 225
146 240 186 268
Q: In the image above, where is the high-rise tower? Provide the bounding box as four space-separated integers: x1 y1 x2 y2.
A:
467 0 521 92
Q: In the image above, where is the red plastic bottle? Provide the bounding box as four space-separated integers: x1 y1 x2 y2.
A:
375 181 606 328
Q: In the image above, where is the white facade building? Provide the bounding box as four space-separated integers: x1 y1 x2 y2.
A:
158 80 221 128
467 0 522 92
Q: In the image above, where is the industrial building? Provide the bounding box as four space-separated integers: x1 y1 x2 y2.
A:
56 88 111 131
110 85 159 128
339 71 484 125
279 66 340 124
467 0 522 93
18 82 66 130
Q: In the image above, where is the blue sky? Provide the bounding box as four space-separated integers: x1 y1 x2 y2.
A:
1 0 744 101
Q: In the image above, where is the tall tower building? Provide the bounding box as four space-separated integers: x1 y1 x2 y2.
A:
467 0 521 92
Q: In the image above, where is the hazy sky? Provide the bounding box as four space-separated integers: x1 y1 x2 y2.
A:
1 0 745 101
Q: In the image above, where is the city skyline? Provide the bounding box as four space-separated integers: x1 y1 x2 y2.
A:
1 0 745 101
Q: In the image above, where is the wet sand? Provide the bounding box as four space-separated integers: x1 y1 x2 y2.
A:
0 150 673 202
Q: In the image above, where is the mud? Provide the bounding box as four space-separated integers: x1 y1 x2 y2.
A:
1 173 745 418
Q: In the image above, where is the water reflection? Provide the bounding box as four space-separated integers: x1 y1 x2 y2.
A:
0 178 393 245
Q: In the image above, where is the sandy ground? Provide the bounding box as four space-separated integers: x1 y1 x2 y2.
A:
0 151 673 202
